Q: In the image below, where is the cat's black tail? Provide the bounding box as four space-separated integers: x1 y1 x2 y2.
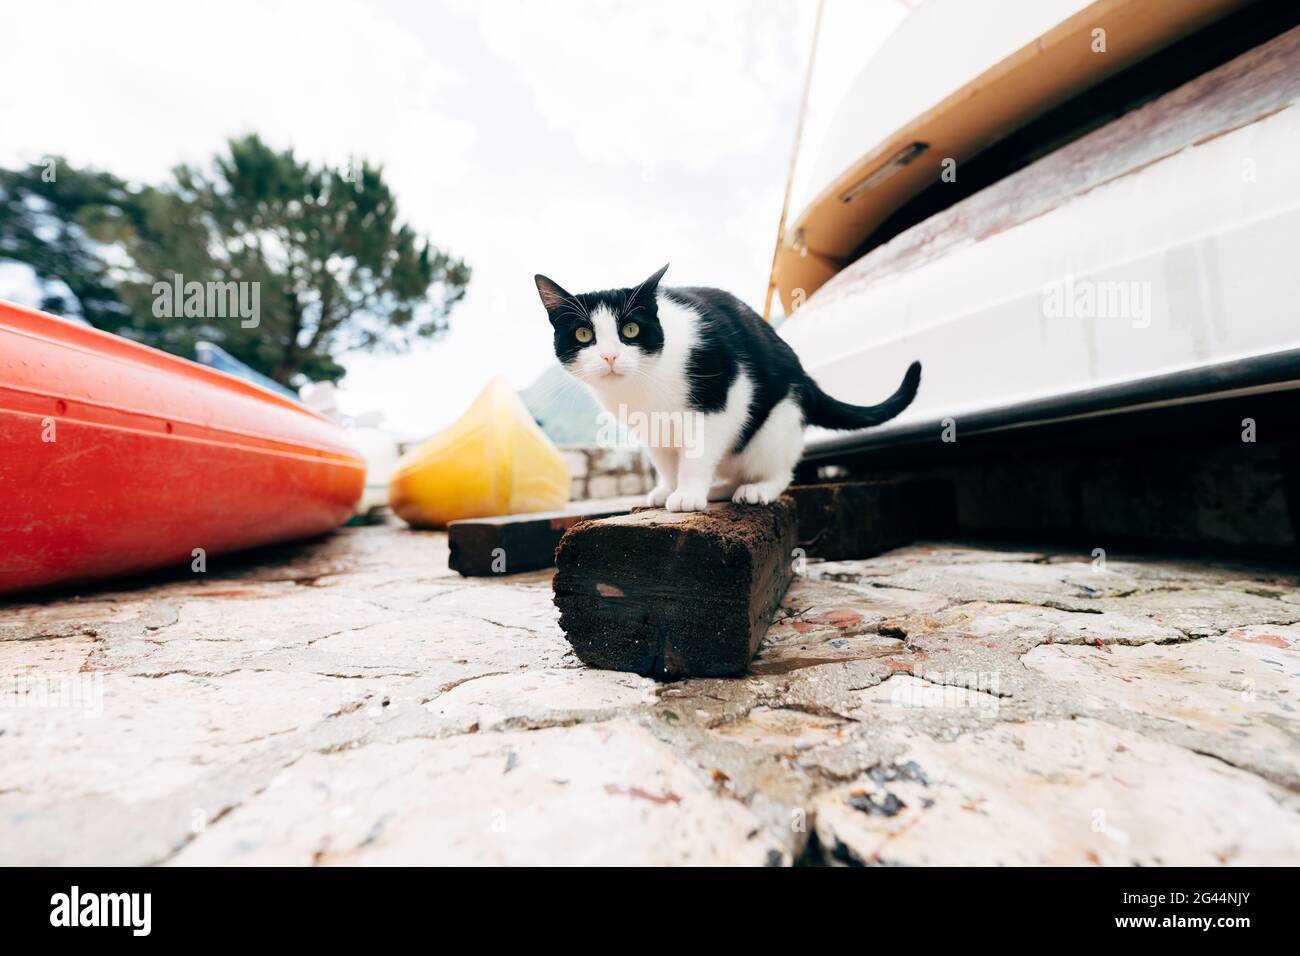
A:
800 361 921 431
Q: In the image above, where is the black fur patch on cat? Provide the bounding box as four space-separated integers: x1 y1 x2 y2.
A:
663 287 920 452
663 286 804 451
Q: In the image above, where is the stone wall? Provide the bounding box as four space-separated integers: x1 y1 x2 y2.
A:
560 444 655 501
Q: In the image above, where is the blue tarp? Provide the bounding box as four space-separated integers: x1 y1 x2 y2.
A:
194 341 301 402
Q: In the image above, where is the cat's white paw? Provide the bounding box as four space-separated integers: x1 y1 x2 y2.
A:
732 482 781 505
645 484 671 508
665 489 708 512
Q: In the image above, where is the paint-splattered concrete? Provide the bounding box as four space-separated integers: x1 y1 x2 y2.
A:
1 525 1297 865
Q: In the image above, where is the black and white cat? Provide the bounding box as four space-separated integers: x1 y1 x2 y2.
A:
535 264 921 512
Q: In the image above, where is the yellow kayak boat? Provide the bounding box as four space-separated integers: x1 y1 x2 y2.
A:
388 376 570 528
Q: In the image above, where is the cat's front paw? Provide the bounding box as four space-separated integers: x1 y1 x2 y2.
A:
665 489 708 512
732 482 782 505
645 484 671 508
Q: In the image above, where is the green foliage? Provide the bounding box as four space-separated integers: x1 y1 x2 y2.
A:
0 135 469 385
0 161 142 329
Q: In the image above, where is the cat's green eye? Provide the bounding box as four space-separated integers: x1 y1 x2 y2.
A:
621 321 640 339
574 327 593 343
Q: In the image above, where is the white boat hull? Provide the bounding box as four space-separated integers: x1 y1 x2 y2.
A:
781 26 1300 452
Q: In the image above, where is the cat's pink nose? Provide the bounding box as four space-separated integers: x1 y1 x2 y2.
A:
603 356 617 370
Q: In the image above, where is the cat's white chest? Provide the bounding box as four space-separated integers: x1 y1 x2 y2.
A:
587 367 689 447
590 367 686 415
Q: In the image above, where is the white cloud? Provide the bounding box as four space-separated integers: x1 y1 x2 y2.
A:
460 0 809 170
0 0 474 187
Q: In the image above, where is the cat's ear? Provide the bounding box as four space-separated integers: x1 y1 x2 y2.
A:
636 263 670 299
623 263 669 316
534 274 575 319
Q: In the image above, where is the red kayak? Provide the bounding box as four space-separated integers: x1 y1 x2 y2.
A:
0 301 365 597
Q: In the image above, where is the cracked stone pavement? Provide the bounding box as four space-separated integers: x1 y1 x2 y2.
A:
2 525 1298 865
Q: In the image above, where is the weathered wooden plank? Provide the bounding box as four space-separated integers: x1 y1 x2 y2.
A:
553 499 797 678
788 482 908 560
787 479 956 560
447 498 639 576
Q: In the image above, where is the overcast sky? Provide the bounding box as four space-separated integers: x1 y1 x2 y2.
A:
1 0 905 436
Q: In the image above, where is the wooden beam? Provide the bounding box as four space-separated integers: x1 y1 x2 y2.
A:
447 498 638 576
553 499 797 678
787 479 956 559
788 481 908 560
